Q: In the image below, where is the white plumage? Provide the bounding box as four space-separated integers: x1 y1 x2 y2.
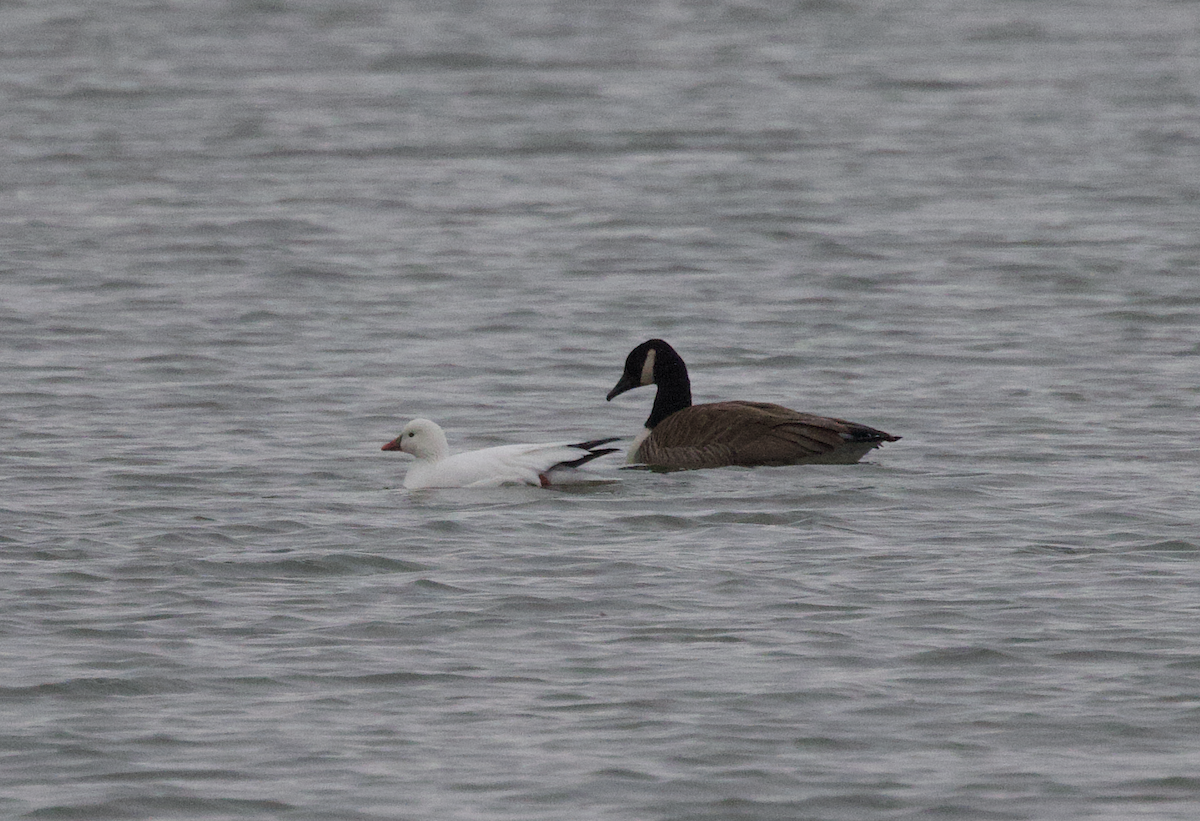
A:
381 418 620 489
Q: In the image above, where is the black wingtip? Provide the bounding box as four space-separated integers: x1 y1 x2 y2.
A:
557 447 621 469
572 437 622 450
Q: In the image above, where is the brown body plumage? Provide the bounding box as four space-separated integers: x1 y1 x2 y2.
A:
608 340 899 470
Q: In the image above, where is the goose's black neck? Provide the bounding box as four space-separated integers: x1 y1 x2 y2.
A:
646 345 692 429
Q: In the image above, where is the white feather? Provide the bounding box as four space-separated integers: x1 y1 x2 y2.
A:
382 418 619 489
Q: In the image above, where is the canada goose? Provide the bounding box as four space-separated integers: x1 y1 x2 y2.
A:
605 339 899 469
381 418 620 488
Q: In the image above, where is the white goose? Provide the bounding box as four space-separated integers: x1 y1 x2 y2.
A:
381 418 620 489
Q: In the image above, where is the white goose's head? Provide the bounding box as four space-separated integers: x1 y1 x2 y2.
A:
381 418 450 461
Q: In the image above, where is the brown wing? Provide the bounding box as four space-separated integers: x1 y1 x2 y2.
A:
635 401 898 469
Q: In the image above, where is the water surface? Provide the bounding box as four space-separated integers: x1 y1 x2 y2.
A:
4 0 1200 818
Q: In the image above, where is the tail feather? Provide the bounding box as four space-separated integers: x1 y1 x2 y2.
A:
843 425 901 443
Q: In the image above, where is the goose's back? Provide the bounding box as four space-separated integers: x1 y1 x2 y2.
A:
634 401 897 469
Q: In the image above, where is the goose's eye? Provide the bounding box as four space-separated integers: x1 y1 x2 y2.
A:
408 431 416 437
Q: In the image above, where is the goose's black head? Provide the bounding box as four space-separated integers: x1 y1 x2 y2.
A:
606 339 693 427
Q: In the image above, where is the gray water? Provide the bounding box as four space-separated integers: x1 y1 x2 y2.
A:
4 0 1200 818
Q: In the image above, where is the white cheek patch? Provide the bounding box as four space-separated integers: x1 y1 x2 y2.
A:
640 348 656 386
